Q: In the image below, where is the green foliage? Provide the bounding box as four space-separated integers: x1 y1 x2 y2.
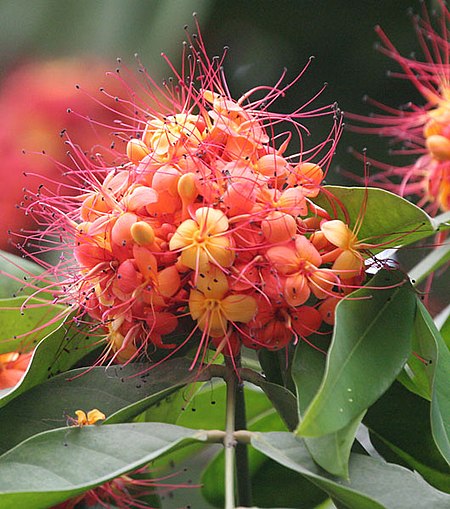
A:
251 431 450 509
296 270 416 437
0 423 204 509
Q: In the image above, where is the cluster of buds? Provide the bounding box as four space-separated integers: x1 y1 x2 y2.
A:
350 1 450 214
24 28 372 364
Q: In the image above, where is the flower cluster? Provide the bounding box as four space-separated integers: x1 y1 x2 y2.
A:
350 2 450 214
23 28 373 364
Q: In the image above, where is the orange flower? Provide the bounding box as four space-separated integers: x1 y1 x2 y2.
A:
189 267 257 337
0 351 32 389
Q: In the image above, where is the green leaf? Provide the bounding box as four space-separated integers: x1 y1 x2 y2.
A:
413 300 450 465
252 431 450 509
408 243 450 286
0 296 67 353
0 318 99 407
297 270 416 437
292 335 364 477
440 310 450 348
0 358 197 454
241 368 299 431
314 186 441 248
364 382 450 492
0 251 46 299
0 423 205 509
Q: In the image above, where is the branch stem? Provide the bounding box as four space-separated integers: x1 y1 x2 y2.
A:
235 375 252 507
224 359 237 509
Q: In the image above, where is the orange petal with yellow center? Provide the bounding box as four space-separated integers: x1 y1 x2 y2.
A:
157 266 180 297
261 211 296 243
221 294 257 323
189 289 206 320
332 250 363 279
198 308 228 337
321 220 356 250
196 266 229 299
169 219 198 250
284 274 310 307
195 207 229 234
294 235 322 267
309 269 338 298
204 235 235 268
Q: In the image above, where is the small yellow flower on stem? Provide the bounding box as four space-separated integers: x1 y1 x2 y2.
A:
73 409 106 426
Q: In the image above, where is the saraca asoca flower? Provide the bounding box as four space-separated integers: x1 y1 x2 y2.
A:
52 464 192 509
18 20 386 364
349 1 450 214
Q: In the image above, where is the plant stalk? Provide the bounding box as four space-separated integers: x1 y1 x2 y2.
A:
224 358 237 509
235 373 252 507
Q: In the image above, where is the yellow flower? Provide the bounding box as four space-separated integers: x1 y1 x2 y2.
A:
189 267 257 337
169 207 234 271
74 409 106 426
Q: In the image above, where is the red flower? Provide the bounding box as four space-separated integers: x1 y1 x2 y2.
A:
349 1 450 214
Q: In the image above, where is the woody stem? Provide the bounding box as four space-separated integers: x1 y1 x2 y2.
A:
224 357 237 509
234 359 252 507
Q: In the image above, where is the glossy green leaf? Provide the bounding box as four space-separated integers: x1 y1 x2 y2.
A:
413 300 450 465
0 250 46 299
364 382 450 492
0 358 197 454
315 186 443 248
252 431 450 508
0 423 205 509
297 270 416 437
440 311 450 348
241 369 299 431
292 336 364 477
0 319 99 407
408 243 450 286
0 296 67 353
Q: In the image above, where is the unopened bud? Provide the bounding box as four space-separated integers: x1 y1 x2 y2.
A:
178 173 197 202
130 221 155 245
126 138 150 164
